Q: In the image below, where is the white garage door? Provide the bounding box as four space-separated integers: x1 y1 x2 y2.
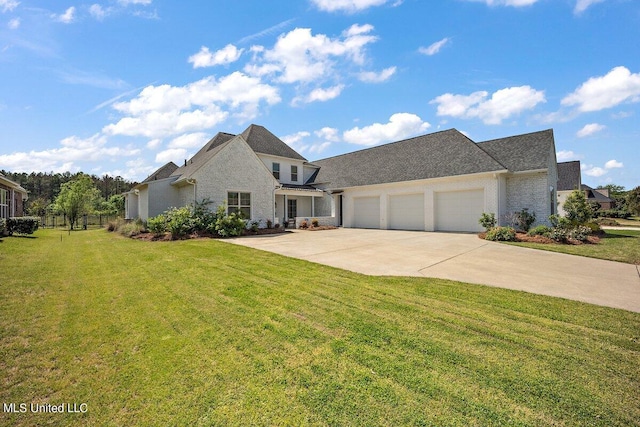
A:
435 189 484 232
389 193 425 231
353 196 380 229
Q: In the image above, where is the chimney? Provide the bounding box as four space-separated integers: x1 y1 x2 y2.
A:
184 159 187 166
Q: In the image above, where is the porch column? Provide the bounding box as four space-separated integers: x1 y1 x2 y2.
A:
284 194 288 221
311 196 315 217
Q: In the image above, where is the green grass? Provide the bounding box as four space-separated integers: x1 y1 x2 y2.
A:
1 229 639 426
509 229 640 264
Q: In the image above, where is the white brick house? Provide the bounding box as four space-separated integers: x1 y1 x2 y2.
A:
125 125 559 232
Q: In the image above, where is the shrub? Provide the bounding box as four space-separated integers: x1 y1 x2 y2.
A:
214 204 246 237
569 225 592 242
514 208 536 232
191 199 217 233
6 217 39 235
299 220 309 229
563 189 592 225
485 226 516 241
585 222 601 233
165 206 195 239
119 219 146 237
266 219 273 229
549 227 568 243
147 214 168 236
549 214 571 230
249 220 260 232
311 218 319 228
595 218 619 226
478 213 497 231
0 218 6 236
528 225 552 237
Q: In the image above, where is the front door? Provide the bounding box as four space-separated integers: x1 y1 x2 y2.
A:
287 199 297 220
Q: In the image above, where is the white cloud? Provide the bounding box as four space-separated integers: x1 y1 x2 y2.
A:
281 131 311 146
576 123 605 138
168 132 210 149
311 0 391 13
247 24 378 84
54 7 76 24
561 66 640 112
294 85 345 105
0 0 19 13
574 0 605 14
315 127 340 141
104 72 280 138
358 66 396 83
605 159 623 169
308 141 331 154
7 17 19 29
118 0 152 5
343 113 430 146
556 150 579 161
419 38 450 56
89 4 109 20
464 0 538 6
431 85 546 125
146 139 162 149
155 148 186 165
188 45 244 68
0 133 140 173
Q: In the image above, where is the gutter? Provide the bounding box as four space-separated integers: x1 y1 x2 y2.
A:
272 184 282 225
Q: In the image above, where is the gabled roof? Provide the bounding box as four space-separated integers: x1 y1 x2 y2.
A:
171 135 236 183
240 124 307 161
476 129 555 172
141 161 179 184
0 173 28 195
311 129 507 189
557 161 581 191
582 184 614 203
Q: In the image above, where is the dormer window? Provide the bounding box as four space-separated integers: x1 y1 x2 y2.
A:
291 165 298 182
272 162 280 179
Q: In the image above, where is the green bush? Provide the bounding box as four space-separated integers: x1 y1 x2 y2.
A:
514 208 536 232
6 217 40 235
569 225 592 242
166 206 195 239
147 214 168 236
595 218 619 226
563 190 592 225
191 199 217 233
528 225 552 237
478 212 497 231
485 226 516 241
549 214 571 230
214 204 246 237
118 219 146 237
0 218 6 236
585 222 601 233
549 227 568 243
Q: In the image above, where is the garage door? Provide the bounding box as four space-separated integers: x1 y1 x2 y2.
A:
353 196 380 229
435 189 484 232
389 193 425 231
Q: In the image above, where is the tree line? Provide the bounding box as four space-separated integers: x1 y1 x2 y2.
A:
1 170 138 222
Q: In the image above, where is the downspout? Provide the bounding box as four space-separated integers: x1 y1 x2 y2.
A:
272 185 282 225
186 179 197 204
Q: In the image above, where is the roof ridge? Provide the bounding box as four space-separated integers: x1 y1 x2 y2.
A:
477 128 553 144
313 128 462 163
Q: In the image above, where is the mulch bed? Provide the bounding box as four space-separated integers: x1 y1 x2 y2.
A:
478 232 601 245
299 225 339 231
130 227 287 241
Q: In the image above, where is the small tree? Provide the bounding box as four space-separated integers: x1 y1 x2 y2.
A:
478 212 497 231
562 189 592 225
626 186 640 216
53 174 101 230
514 208 536 232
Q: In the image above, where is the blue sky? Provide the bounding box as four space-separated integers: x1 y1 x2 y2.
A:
0 0 639 189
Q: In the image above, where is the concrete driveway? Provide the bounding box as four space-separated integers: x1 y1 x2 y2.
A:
227 228 640 313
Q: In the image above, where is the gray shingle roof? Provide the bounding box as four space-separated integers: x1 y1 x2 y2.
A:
557 161 581 191
141 161 178 184
311 129 507 189
582 184 614 202
476 129 555 172
241 124 307 161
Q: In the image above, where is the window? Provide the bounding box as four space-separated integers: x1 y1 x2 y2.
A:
291 165 298 182
0 188 7 219
287 199 297 219
228 191 251 219
272 162 280 179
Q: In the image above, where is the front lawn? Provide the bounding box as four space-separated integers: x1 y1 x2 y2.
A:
1 229 639 426
508 229 640 264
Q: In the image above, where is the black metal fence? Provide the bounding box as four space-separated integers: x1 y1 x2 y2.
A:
39 214 120 229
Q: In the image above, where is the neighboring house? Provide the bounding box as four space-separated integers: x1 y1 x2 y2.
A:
582 184 615 211
0 173 28 219
557 160 582 216
126 125 559 233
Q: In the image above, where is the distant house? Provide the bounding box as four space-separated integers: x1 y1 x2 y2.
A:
126 125 559 232
0 173 28 219
557 161 582 216
582 184 615 211
556 161 615 214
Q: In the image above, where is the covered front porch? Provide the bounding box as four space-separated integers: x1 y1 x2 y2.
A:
275 185 328 227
